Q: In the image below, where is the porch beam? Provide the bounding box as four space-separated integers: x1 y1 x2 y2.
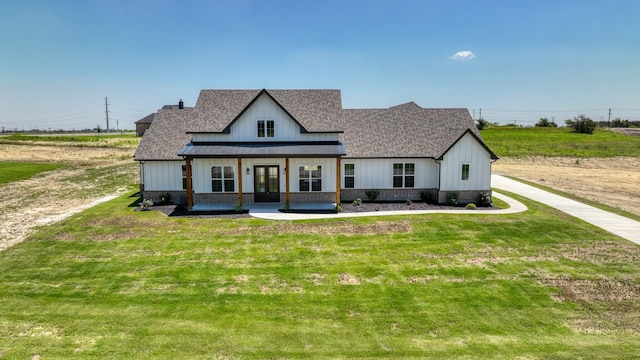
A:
285 158 290 208
185 157 193 209
237 157 243 207
336 157 341 205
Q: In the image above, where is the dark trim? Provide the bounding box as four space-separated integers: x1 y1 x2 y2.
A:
221 89 309 134
191 141 342 146
436 129 499 160
184 154 344 159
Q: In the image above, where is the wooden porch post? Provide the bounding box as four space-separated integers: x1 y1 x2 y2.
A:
237 157 243 207
185 157 193 210
336 157 341 205
285 157 290 208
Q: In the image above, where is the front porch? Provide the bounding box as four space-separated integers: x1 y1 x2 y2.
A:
190 202 337 214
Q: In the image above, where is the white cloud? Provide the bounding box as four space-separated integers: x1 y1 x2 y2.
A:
450 50 475 60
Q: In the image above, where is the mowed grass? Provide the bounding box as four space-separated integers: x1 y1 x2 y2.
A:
480 126 640 157
0 161 64 185
1 193 639 358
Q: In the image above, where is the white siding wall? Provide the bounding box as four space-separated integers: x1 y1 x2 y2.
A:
341 158 439 189
289 158 337 192
192 94 339 143
191 157 338 193
142 161 184 191
439 133 492 191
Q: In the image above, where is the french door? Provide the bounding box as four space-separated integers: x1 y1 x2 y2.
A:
254 165 280 202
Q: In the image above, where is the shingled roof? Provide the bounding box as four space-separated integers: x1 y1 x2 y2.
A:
134 89 497 161
340 107 496 159
187 89 343 133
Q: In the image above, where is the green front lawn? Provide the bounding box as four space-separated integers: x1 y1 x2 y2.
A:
1 193 639 358
481 126 640 157
0 161 64 185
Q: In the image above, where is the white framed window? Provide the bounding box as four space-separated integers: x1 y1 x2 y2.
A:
344 163 354 188
461 164 470 181
299 165 322 191
393 163 415 188
181 164 191 190
211 166 235 192
257 120 275 138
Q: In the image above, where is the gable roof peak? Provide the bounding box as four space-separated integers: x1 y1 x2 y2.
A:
388 101 423 110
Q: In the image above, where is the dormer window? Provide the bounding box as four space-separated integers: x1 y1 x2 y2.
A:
257 120 275 138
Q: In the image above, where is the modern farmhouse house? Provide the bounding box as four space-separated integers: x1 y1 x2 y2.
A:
133 89 498 210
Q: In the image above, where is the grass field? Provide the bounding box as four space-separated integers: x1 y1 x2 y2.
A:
0 133 139 148
480 126 640 157
1 192 639 358
0 161 64 185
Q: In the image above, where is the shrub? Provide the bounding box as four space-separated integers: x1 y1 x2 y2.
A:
335 205 343 213
447 192 458 206
420 190 435 204
535 117 557 127
477 191 492 207
140 199 153 211
159 192 172 205
365 189 380 202
352 198 362 206
476 118 489 130
465 203 477 210
566 114 596 134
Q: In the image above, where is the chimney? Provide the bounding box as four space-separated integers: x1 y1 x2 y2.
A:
178 99 184 109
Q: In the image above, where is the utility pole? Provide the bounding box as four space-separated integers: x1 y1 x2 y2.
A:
105 97 110 132
608 108 612 127
479 108 482 120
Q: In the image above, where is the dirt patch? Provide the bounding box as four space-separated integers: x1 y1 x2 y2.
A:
0 144 136 251
493 156 640 216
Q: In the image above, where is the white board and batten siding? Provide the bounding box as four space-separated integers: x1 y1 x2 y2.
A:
142 161 184 191
191 94 339 143
341 158 440 189
439 132 492 191
191 157 338 194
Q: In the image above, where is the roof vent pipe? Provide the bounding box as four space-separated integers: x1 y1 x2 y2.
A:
179 99 184 109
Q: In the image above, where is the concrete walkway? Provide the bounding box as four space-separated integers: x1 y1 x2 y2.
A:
249 191 527 221
491 174 640 246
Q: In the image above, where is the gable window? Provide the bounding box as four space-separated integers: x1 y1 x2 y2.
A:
393 163 415 188
344 163 355 188
299 165 322 191
211 166 235 192
461 164 470 181
257 120 275 138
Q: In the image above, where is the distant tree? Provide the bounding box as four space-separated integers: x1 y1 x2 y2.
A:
611 118 631 128
566 114 596 134
535 117 558 127
476 118 489 130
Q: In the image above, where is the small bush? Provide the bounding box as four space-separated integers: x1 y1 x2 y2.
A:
465 203 477 210
420 190 435 204
365 189 380 202
477 191 492 207
335 205 343 213
535 117 557 127
447 192 458 206
352 198 362 206
159 192 172 205
140 199 154 211
566 114 596 134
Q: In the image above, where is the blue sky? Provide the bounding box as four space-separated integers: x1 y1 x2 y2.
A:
1 0 639 130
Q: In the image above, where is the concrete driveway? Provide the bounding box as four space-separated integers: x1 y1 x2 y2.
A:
492 174 640 246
